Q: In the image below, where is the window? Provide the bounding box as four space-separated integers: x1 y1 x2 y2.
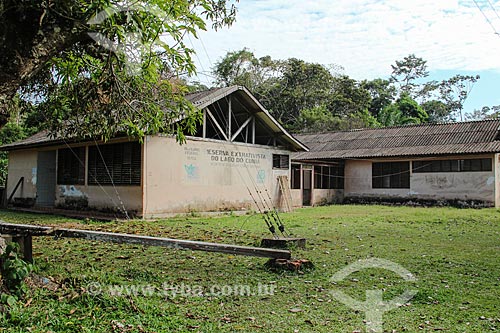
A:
273 154 289 169
372 162 410 189
413 158 491 173
291 164 301 189
314 164 344 189
88 142 141 185
57 147 85 185
461 158 492 172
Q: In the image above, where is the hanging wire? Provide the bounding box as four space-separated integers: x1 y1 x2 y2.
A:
91 139 131 219
17 70 133 219
473 0 500 37
186 35 284 237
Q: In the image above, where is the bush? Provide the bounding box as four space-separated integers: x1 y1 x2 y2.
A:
0 242 33 305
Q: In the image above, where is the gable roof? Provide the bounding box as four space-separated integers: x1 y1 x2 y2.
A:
1 86 307 152
186 86 307 151
293 120 500 160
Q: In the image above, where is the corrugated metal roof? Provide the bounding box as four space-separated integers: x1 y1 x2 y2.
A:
293 120 500 160
185 87 236 107
1 86 308 152
0 130 59 150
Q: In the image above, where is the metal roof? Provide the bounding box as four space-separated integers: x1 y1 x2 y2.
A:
0 130 59 150
1 86 308 152
292 120 500 160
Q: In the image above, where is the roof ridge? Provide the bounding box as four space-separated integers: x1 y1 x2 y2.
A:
294 119 500 136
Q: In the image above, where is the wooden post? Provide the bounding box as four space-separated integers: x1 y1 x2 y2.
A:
0 234 33 263
0 222 291 259
228 96 232 140
202 108 207 138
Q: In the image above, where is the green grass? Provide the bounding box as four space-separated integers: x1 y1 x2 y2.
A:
0 205 499 332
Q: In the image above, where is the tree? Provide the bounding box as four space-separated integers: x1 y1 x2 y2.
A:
296 105 378 133
390 54 429 96
360 78 396 117
466 105 500 120
0 0 238 140
296 105 340 133
213 48 282 90
377 93 427 127
267 58 334 126
397 93 428 122
328 75 371 118
421 100 452 122
213 50 374 130
212 48 284 110
438 74 480 121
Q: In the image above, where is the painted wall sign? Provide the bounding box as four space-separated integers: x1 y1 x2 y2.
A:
184 164 200 180
256 170 266 183
206 148 266 166
184 147 200 161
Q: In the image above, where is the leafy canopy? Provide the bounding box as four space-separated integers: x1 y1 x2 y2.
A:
0 0 238 141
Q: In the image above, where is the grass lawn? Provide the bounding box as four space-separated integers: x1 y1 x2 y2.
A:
0 205 499 332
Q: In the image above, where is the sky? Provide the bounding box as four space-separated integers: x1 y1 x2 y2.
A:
187 0 500 115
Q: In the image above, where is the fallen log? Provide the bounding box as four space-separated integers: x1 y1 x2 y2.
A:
0 221 291 259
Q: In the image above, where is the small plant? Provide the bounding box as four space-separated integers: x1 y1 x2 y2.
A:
0 242 34 305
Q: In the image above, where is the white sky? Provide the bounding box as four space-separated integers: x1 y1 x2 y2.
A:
187 0 500 111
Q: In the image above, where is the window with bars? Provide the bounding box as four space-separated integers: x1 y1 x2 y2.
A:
88 142 141 186
57 147 85 185
372 162 410 189
272 154 289 169
313 164 344 189
413 158 492 173
291 164 301 189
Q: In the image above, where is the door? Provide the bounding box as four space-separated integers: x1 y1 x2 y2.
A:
36 151 56 207
302 169 312 206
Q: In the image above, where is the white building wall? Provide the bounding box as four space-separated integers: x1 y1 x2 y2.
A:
344 156 496 205
142 135 292 217
5 149 38 201
344 160 410 198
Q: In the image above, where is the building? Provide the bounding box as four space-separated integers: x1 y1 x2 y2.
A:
1 86 307 218
291 120 500 207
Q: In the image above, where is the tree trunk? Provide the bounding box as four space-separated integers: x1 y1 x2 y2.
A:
0 8 86 126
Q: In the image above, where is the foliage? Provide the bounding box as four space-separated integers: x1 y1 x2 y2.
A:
213 51 377 130
377 93 427 127
422 100 453 122
0 206 498 332
0 0 238 141
390 54 429 95
438 74 480 121
213 48 283 92
271 58 335 125
328 75 371 117
297 105 339 132
213 50 486 131
1 242 34 304
378 104 419 127
360 78 396 117
396 93 428 122
466 105 500 121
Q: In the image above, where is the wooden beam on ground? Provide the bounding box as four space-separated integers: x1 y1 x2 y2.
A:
0 222 291 259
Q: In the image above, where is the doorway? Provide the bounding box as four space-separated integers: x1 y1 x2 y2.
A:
36 151 56 207
302 169 312 206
